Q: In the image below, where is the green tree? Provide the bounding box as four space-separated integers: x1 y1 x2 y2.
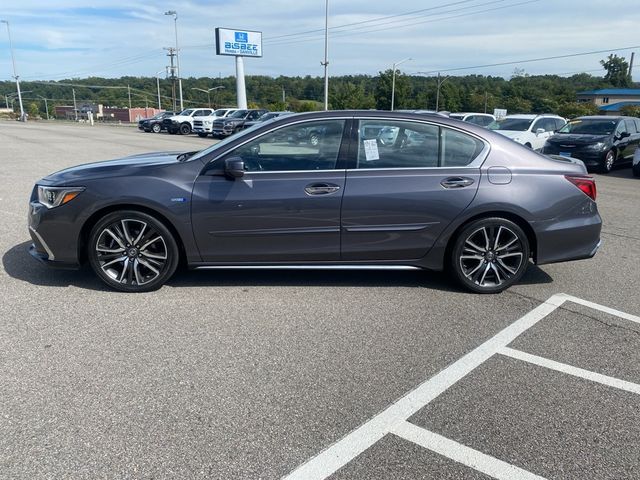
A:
375 69 410 110
28 102 40 118
330 82 375 110
620 104 640 117
557 102 599 119
600 54 631 87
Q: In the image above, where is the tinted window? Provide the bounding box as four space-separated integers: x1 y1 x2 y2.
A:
625 120 637 133
554 118 566 131
537 118 557 132
230 120 345 172
356 120 484 169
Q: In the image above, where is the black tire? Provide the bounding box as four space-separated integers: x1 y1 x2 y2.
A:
152 123 162 133
633 164 640 177
179 123 191 135
450 217 530 294
600 149 616 174
197 133 208 138
524 143 532 149
88 210 179 292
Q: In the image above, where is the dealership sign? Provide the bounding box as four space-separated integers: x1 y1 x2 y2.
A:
215 28 263 57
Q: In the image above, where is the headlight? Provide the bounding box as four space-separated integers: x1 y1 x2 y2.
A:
37 186 85 209
512 137 521 143
204 120 212 125
586 142 606 150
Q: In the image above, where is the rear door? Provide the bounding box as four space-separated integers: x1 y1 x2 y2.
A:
341 118 486 261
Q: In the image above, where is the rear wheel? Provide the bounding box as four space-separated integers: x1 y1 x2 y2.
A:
450 217 529 294
88 210 179 292
179 123 191 135
309 132 320 146
152 123 162 133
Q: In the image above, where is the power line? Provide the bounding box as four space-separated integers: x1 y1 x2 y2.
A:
412 45 640 75
264 0 540 47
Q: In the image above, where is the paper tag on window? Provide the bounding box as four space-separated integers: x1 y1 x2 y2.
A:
363 139 379 161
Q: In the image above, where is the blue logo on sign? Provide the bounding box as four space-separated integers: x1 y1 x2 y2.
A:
235 32 248 42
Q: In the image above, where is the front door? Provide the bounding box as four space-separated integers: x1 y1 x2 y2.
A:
341 118 485 261
191 119 348 262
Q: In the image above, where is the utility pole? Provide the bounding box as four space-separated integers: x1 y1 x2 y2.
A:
1 20 25 121
321 0 329 111
282 87 286 104
391 57 411 111
165 11 183 111
629 52 635 80
435 72 450 112
72 88 78 121
484 91 488 113
165 47 177 112
127 84 132 109
156 70 164 110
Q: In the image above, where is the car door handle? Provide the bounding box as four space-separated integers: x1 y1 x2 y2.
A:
304 183 341 195
441 177 475 189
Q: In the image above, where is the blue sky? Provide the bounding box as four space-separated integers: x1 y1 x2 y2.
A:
1 0 639 81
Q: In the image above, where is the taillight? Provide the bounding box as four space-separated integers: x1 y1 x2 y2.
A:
565 175 597 201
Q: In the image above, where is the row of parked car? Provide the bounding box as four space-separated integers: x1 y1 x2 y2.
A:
138 108 640 175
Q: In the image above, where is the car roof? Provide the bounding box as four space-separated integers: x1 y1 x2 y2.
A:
572 115 626 120
503 114 562 119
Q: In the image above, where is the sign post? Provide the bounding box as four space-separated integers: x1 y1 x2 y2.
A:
215 28 263 110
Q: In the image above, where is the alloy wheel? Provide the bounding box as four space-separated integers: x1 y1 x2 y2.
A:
457 224 526 290
94 218 169 287
152 123 161 133
603 150 615 173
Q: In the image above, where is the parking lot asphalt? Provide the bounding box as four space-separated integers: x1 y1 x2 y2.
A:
1 120 639 479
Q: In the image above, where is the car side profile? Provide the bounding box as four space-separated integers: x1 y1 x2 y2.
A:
137 111 176 133
489 114 566 150
162 108 215 135
542 116 640 173
28 111 601 293
449 112 496 127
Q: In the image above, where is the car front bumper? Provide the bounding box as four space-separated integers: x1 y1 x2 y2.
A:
28 200 82 268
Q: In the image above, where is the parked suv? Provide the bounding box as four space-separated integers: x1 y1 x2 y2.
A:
449 112 495 127
137 111 176 133
162 108 215 135
542 116 640 173
193 108 238 137
489 114 566 150
211 109 267 137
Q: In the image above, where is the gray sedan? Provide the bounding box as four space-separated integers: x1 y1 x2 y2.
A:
28 110 601 293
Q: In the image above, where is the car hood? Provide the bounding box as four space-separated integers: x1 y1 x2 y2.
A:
547 134 610 145
41 151 186 184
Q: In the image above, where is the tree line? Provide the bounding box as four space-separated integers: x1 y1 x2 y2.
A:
1 55 637 119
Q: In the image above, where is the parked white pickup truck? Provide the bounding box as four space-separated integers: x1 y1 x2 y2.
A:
161 108 215 135
192 108 238 137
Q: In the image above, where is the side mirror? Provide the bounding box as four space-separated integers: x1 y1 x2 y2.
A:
619 131 631 139
224 157 245 178
535 128 545 135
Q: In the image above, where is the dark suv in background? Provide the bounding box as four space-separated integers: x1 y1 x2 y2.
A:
211 109 268 137
542 116 640 173
137 111 176 133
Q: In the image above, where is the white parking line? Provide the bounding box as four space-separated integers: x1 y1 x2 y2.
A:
283 293 640 480
499 347 640 395
390 421 546 480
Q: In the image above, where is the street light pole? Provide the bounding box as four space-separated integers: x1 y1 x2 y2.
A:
390 57 411 111
165 11 183 111
37 95 49 120
192 86 225 109
156 70 164 110
1 20 25 121
321 0 329 111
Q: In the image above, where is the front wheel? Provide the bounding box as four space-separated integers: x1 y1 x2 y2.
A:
179 123 191 135
450 217 530 294
600 150 616 173
152 123 162 133
88 211 179 292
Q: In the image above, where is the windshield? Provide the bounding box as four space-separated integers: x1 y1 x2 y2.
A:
178 109 194 116
488 118 533 131
449 114 465 120
558 119 617 135
213 109 229 116
228 110 248 118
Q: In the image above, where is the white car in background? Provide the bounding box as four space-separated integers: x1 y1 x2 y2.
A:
449 112 496 127
489 114 566 150
192 108 239 137
633 145 640 177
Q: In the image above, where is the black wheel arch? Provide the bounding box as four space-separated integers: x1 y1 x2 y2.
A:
78 204 188 267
